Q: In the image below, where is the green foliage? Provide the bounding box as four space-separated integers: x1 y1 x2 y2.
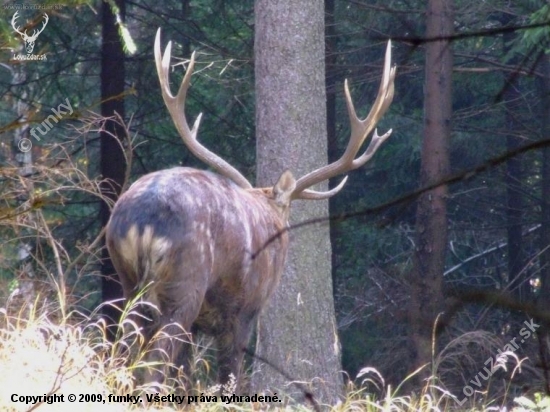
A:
521 4 550 53
514 393 550 411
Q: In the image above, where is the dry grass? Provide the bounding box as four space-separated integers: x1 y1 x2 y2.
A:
0 298 548 411
0 299 286 411
0 308 128 412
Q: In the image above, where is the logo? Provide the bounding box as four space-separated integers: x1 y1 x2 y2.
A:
11 11 48 54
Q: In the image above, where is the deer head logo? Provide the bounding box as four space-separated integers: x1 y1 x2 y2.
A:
11 12 49 54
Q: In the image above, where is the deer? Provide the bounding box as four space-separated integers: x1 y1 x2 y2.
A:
11 11 49 54
105 29 396 390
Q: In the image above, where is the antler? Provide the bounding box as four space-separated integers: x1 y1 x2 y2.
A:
11 12 48 40
30 13 48 40
292 41 396 200
154 29 252 189
11 12 25 37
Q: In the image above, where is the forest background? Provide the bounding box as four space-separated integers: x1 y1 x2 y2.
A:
2 0 550 409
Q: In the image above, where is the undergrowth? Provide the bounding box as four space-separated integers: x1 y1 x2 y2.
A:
0 297 548 411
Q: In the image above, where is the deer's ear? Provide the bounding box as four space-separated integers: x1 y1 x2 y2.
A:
273 170 296 207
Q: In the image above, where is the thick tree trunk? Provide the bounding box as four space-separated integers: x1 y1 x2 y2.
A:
253 0 343 404
325 0 339 295
100 0 126 337
409 0 453 372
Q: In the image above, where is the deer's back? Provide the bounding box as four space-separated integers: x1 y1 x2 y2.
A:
105 167 289 325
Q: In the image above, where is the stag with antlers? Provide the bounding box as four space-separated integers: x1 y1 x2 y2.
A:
105 29 396 390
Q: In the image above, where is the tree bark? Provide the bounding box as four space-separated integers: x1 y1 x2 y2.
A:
502 26 526 302
253 0 343 404
12 55 39 313
409 0 453 372
538 51 550 392
100 0 126 338
325 0 340 296
539 52 550 311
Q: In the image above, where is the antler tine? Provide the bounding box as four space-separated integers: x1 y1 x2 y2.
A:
154 29 252 189
348 42 395 167
296 176 348 200
155 33 200 141
11 11 25 36
292 40 396 200
34 13 48 37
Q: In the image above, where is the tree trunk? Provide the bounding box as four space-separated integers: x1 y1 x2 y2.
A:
100 0 127 337
325 0 339 295
539 50 550 311
253 0 343 404
409 0 453 372
180 0 191 57
538 49 550 392
12 58 39 314
502 27 526 302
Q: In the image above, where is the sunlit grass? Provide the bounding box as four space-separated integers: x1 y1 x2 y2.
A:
0 306 127 411
0 296 547 412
